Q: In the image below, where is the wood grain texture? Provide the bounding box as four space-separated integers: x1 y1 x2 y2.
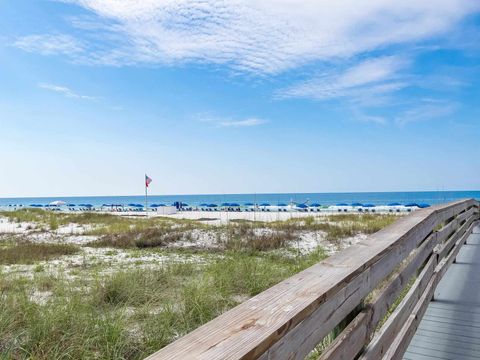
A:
359 255 437 360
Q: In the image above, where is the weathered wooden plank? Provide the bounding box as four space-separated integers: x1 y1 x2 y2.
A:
145 200 476 360
318 309 371 360
435 217 457 244
381 276 436 360
457 206 476 224
358 255 437 360
436 221 475 280
368 232 437 330
436 214 475 260
382 221 477 360
259 212 441 359
319 232 440 360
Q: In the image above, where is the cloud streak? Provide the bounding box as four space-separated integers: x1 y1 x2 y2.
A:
38 83 97 100
277 56 408 101
14 34 84 56
218 118 267 127
395 99 457 126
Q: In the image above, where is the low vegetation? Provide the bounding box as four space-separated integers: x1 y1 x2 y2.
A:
0 249 327 359
0 209 400 359
0 241 79 265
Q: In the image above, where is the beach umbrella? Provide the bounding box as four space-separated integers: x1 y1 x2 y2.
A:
277 203 288 206
297 204 308 209
207 204 218 207
260 203 270 206
363 204 375 208
388 202 402 206
181 203 189 206
230 203 240 207
351 203 363 207
84 204 93 208
336 203 349 206
157 204 166 207
310 203 321 207
128 203 137 207
244 202 255 206
221 203 231 207
405 203 419 207
199 203 209 207
49 200 66 206
150 204 159 207
418 203 430 208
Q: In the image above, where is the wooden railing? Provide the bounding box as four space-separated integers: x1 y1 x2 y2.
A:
146 199 480 360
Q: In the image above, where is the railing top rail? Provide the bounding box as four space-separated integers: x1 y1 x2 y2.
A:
146 199 478 360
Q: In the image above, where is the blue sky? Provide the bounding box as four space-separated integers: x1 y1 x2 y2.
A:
1 0 480 197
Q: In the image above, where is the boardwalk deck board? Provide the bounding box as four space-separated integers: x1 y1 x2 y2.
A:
403 226 480 360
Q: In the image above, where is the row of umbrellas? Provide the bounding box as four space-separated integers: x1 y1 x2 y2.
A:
2 202 431 209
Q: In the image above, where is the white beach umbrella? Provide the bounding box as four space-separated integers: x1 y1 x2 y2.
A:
49 200 66 206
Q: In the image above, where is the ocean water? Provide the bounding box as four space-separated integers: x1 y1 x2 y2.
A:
0 191 479 208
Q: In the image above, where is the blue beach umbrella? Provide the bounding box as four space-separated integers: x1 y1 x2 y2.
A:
405 203 419 207
128 203 137 207
310 203 321 207
351 203 363 207
388 202 402 206
207 204 218 207
418 203 430 208
336 203 349 206
199 203 209 207
277 203 288 206
66 204 76 207
230 203 240 207
363 204 375 208
260 203 270 206
244 202 255 206
221 203 231 207
297 204 308 209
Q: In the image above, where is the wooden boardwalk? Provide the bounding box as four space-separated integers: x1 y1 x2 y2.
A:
404 224 480 360
147 200 479 360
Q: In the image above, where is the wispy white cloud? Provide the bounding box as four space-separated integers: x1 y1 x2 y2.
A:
218 118 267 127
14 34 84 56
395 99 457 126
14 1 480 74
277 56 408 101
38 83 97 100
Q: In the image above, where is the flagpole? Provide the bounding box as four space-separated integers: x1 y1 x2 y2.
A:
145 175 148 218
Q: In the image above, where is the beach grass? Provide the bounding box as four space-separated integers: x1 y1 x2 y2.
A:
0 249 327 359
0 208 200 232
0 241 79 265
